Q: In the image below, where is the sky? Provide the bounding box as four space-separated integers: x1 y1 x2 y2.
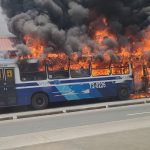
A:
0 6 14 37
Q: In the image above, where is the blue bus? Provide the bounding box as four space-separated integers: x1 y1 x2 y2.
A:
0 57 134 109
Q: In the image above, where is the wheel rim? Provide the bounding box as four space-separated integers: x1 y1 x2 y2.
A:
121 89 128 97
36 96 45 106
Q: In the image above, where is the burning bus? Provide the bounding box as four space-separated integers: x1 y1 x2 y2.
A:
1 0 150 108
0 55 134 109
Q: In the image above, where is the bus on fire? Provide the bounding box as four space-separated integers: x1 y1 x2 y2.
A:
0 55 134 110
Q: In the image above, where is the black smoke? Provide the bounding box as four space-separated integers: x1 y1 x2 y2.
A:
1 0 150 57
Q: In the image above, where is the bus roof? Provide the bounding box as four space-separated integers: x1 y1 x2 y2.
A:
0 58 17 67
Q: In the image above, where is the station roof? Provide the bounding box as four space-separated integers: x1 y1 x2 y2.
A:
0 7 21 53
0 37 19 51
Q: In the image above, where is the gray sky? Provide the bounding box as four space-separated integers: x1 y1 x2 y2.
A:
0 6 14 37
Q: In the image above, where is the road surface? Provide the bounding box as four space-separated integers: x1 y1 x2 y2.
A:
1 103 150 137
12 127 150 150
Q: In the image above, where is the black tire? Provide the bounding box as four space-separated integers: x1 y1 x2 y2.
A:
118 88 129 100
31 93 49 110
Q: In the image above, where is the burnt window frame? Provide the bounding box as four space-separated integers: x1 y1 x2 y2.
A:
47 57 70 80
111 64 130 75
70 57 91 78
18 60 47 82
48 69 70 79
91 57 111 77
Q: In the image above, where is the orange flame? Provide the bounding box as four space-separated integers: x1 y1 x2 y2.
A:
94 29 117 44
24 35 45 58
19 17 150 98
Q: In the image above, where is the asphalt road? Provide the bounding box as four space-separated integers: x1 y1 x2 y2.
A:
12 127 150 150
1 103 150 138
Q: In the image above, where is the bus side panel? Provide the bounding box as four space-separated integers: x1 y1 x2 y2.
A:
128 80 135 93
55 83 93 101
90 81 118 98
49 86 69 102
15 80 134 106
54 82 118 101
16 89 35 106
16 86 67 106
117 80 134 94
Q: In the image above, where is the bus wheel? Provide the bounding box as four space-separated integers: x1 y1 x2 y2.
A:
31 93 49 110
118 88 129 100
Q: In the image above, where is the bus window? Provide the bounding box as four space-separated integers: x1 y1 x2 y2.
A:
48 69 69 79
70 57 91 78
19 61 47 81
91 57 110 77
47 54 69 79
111 63 129 75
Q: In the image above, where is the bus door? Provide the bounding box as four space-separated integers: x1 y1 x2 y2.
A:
0 68 16 106
0 68 5 106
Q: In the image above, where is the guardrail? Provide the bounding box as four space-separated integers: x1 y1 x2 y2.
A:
0 98 150 122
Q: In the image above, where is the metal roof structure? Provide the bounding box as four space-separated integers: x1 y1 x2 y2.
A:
0 37 19 58
0 37 19 51
0 6 20 56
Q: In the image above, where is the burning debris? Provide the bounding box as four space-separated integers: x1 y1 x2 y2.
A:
1 0 150 94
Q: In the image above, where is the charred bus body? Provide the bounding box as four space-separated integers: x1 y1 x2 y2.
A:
0 57 134 109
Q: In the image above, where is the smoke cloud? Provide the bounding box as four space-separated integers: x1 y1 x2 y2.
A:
1 0 150 58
